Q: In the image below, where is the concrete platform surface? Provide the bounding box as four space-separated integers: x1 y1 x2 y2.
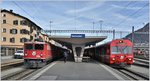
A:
1 59 23 64
1 56 13 60
27 60 129 80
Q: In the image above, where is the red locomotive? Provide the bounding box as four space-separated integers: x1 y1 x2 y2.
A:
85 39 134 67
24 41 66 68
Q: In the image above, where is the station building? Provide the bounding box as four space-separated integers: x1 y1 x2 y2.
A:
0 9 46 56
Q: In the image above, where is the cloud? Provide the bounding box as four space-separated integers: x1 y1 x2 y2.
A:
111 4 145 10
66 1 105 14
113 13 134 21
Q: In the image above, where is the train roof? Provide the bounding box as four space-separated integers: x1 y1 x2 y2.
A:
24 41 68 50
86 39 130 49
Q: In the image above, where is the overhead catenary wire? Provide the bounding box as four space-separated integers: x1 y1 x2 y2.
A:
12 1 42 27
114 3 149 27
30 1 49 34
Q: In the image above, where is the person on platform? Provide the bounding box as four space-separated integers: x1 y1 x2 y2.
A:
63 51 68 63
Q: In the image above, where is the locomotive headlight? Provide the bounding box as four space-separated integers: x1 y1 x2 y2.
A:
112 58 115 60
25 54 28 56
40 54 43 56
128 58 132 60
119 40 123 43
32 51 36 56
120 56 124 59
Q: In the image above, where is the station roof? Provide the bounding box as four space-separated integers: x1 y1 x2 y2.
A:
49 35 107 48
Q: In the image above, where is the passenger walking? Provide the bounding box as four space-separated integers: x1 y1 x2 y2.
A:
63 51 68 63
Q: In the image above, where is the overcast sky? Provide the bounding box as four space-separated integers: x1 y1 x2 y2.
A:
1 0 149 42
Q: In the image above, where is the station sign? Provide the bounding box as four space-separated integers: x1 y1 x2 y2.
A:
71 34 85 38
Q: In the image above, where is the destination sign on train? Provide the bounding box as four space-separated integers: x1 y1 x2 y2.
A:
71 34 85 38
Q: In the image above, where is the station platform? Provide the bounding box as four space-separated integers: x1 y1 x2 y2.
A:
25 60 129 80
1 56 23 65
1 55 13 60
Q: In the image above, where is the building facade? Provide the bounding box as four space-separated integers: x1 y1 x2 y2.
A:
0 9 43 56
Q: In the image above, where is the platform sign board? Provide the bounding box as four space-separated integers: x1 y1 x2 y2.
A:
71 34 85 38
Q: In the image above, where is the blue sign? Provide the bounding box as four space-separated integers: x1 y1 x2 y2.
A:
71 34 85 38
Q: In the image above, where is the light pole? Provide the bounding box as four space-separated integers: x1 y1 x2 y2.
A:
132 26 134 44
99 20 103 30
113 29 115 40
50 21 53 36
92 22 95 33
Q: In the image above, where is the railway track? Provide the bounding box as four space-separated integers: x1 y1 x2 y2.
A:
1 60 24 71
133 58 149 68
118 58 149 80
134 58 149 64
1 69 36 80
118 68 149 80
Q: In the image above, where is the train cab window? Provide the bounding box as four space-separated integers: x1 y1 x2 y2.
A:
25 44 33 50
111 46 121 54
35 44 44 50
122 46 132 54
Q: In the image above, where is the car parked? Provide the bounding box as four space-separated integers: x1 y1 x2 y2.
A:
14 50 24 59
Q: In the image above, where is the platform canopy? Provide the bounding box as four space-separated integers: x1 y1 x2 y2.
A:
49 35 107 46
48 34 107 62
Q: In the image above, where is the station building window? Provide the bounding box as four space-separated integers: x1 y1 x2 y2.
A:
30 36 33 41
33 26 36 30
13 20 18 25
20 38 28 43
20 29 29 34
20 20 28 25
2 37 6 42
10 37 15 43
3 20 6 24
30 27 33 33
28 22 32 27
35 34 37 37
3 14 6 17
10 29 17 34
2 28 6 33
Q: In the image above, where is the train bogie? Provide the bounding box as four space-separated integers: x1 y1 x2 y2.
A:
24 59 47 68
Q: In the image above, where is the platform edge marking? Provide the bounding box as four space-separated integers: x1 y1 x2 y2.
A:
29 62 57 80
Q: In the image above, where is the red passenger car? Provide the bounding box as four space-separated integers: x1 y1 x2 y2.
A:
86 39 134 67
24 41 64 68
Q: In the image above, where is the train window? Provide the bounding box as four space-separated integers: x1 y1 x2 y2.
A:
35 44 44 50
122 46 132 54
111 46 121 54
25 44 33 50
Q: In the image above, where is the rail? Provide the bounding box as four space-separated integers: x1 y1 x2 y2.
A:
122 68 149 80
1 60 24 70
134 58 149 64
2 69 35 80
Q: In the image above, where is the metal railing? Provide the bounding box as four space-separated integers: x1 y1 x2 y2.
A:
44 30 149 34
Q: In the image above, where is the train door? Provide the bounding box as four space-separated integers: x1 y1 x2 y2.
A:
46 44 51 60
95 47 100 60
105 46 110 63
101 47 106 63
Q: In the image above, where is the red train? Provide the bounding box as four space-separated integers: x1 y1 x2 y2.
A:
24 41 67 68
85 39 134 67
